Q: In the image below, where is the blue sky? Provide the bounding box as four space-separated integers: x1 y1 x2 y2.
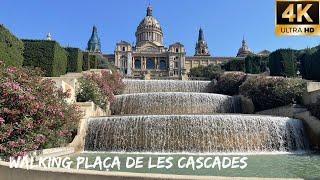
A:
1 0 320 56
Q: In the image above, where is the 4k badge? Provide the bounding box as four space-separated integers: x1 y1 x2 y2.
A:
275 0 320 35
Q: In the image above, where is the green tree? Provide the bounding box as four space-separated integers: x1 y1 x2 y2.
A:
300 48 320 81
245 55 268 74
269 49 297 77
223 59 245 72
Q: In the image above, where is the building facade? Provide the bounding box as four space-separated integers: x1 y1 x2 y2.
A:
87 5 269 79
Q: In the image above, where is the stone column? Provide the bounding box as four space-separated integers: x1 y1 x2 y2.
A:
126 52 132 76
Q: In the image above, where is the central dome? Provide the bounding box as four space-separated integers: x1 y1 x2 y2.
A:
135 5 164 47
137 16 162 30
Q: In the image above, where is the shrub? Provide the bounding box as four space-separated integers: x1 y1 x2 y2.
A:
0 62 82 159
65 47 83 73
77 70 124 109
239 76 306 111
77 77 107 109
269 49 297 77
189 64 223 80
212 72 247 96
22 40 67 77
203 64 223 80
223 59 245 72
0 25 24 67
189 65 206 78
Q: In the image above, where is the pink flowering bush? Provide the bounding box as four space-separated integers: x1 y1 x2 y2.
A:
0 61 82 159
77 70 124 109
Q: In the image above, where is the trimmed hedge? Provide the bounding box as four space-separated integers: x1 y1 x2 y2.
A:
83 52 98 70
239 76 306 111
0 25 24 67
22 40 67 77
269 49 297 77
65 47 83 73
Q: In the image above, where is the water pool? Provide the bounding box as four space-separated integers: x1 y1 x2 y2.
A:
68 152 320 179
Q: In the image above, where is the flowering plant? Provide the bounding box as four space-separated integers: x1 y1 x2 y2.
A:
77 70 124 109
0 61 82 159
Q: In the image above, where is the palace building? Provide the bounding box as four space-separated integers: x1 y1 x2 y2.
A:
86 5 269 79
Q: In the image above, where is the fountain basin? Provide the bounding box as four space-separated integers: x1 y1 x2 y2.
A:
84 114 309 153
111 92 241 115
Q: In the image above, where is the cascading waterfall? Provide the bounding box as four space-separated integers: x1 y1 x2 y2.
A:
84 114 309 152
122 79 212 94
84 79 310 153
111 92 241 115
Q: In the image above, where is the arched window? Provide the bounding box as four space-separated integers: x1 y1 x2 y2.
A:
122 47 126 51
159 60 166 70
176 48 179 53
134 59 141 69
146 58 155 69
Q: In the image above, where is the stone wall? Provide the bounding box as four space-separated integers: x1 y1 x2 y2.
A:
69 102 110 152
302 90 320 105
255 105 295 118
307 81 320 92
45 70 112 152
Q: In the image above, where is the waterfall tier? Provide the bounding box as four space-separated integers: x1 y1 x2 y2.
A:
123 79 211 94
111 92 241 115
84 114 309 153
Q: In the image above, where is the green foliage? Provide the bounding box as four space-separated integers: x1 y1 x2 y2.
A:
211 72 247 96
240 76 306 111
77 70 124 109
64 47 83 73
0 25 24 67
299 48 320 81
189 64 223 80
245 55 268 74
22 40 67 77
83 52 99 70
223 59 245 72
98 59 117 71
77 77 107 109
269 49 297 77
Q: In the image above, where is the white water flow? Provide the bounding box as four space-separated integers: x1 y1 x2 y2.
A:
84 115 309 152
111 92 241 115
85 79 310 153
122 79 212 94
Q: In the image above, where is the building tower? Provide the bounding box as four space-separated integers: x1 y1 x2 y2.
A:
237 37 252 57
135 5 164 47
195 28 210 56
87 26 101 53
